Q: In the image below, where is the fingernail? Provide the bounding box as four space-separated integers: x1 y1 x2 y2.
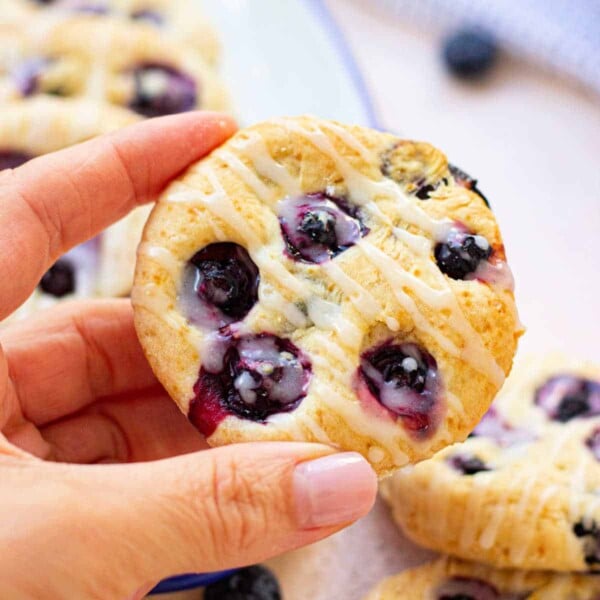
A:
293 452 377 529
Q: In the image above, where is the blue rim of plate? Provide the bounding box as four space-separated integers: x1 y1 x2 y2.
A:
306 0 381 129
150 1 377 595
149 570 238 595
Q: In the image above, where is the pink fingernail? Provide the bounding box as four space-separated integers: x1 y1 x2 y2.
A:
293 452 377 529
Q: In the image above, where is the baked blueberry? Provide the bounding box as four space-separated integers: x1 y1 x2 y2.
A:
0 150 33 171
436 576 500 600
204 566 281 600
469 407 535 447
449 454 490 476
443 28 498 80
435 225 492 280
185 242 259 328
39 258 75 297
573 521 600 567
535 375 600 423
586 428 600 461
130 9 164 25
278 192 367 263
449 164 491 208
189 333 312 434
12 57 49 97
358 342 440 434
128 63 197 117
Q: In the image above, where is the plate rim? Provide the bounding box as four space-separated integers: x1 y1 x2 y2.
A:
305 0 381 128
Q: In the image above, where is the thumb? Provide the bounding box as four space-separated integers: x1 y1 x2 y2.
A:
27 443 376 598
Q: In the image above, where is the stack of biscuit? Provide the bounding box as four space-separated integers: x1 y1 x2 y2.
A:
368 352 600 598
0 0 229 322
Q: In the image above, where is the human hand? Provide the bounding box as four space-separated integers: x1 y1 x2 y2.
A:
0 112 377 599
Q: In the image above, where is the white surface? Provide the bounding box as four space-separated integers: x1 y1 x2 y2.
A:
201 0 375 127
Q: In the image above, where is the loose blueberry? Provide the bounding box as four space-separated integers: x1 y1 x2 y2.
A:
358 342 440 434
204 566 281 600
470 407 535 447
0 150 33 171
535 375 600 423
449 164 491 208
436 576 499 600
128 63 197 117
12 57 50 97
443 28 498 80
587 428 600 461
278 192 367 264
130 9 164 25
435 225 492 280
189 333 312 434
185 242 260 327
573 521 600 567
39 258 75 297
449 454 490 476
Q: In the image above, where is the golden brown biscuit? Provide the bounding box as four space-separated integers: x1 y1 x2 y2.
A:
133 116 521 475
2 0 220 65
0 14 228 116
365 557 600 599
381 354 600 571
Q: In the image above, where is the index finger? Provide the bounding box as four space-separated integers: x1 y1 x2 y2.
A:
0 111 236 318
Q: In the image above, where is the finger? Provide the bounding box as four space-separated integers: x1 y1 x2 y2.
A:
0 111 236 317
2 299 156 426
40 387 208 464
2 445 377 598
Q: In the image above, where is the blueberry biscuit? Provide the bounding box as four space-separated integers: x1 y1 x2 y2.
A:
0 14 227 116
132 116 520 475
3 0 220 65
381 354 600 570
365 557 600 599
0 97 149 321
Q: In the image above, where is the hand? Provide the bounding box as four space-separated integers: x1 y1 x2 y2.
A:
0 112 377 599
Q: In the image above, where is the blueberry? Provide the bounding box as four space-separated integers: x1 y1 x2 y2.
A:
435 576 499 600
587 428 600 461
12 57 50 97
449 164 490 208
278 192 367 264
39 259 75 297
449 454 490 476
358 342 439 434
189 334 312 433
130 9 164 26
573 521 600 567
188 242 259 324
435 226 492 280
443 28 498 80
128 63 197 117
470 407 535 447
535 375 600 423
204 566 281 600
0 151 33 171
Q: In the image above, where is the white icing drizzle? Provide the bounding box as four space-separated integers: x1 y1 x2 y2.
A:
230 133 302 196
511 484 560 563
358 240 505 387
321 261 382 320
